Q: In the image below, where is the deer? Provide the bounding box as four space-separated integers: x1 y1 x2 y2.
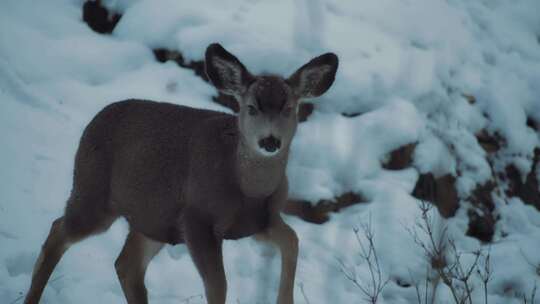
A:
24 43 338 304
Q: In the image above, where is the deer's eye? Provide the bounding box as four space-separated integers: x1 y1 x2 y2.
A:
248 105 258 116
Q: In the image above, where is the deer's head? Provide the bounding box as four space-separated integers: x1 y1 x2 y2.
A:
205 43 338 157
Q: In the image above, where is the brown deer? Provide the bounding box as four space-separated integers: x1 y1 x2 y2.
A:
24 43 338 304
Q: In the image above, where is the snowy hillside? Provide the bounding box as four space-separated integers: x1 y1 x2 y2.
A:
1 0 540 303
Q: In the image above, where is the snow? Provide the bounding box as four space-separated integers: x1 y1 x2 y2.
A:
1 0 540 303
288 100 422 201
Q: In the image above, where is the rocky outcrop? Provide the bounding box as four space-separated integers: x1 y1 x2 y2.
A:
505 148 540 210
284 192 365 224
412 173 459 218
82 0 121 34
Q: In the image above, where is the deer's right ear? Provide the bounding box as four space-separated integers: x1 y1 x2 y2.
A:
287 53 338 99
205 43 254 98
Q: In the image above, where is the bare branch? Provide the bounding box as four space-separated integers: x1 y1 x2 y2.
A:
298 282 311 304
338 215 390 303
405 200 491 304
520 248 540 276
523 282 537 304
476 247 492 304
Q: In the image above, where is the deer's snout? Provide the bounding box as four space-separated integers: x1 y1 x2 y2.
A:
258 135 281 153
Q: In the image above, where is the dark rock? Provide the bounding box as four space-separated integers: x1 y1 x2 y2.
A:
469 181 496 211
412 173 459 218
82 0 121 34
466 181 497 242
284 192 364 224
466 209 495 243
383 143 416 170
394 277 412 288
153 49 208 81
342 111 363 118
462 93 476 104
476 129 503 154
412 173 436 202
153 49 182 63
505 148 540 210
527 117 538 131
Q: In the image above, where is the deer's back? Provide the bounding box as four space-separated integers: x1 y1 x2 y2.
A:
74 99 232 243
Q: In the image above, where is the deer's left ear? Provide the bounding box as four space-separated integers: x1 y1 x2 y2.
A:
287 53 338 99
205 43 254 98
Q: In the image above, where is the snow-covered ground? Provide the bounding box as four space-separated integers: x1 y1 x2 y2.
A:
1 0 540 303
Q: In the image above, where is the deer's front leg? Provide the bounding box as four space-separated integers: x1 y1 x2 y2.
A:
266 217 299 304
185 214 226 304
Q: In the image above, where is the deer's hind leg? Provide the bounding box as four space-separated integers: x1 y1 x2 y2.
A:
115 230 164 304
24 203 117 304
24 216 70 304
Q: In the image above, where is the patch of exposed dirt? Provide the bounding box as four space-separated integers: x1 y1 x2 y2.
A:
505 148 540 211
383 143 416 170
466 181 497 242
476 129 503 154
284 192 365 224
412 173 459 218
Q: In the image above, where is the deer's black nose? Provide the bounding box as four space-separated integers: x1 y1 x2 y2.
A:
258 136 281 153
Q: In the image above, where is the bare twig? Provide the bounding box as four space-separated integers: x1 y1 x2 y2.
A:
180 294 203 303
410 269 423 304
476 247 492 304
49 274 65 284
298 282 311 304
522 282 537 304
406 200 489 304
338 215 390 303
409 266 436 304
405 200 448 271
9 295 23 304
406 201 460 303
532 282 537 304
520 248 540 276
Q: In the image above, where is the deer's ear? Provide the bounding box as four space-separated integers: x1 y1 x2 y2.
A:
287 53 338 99
205 43 254 97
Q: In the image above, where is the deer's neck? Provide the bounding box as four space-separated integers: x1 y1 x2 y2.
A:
236 137 288 198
